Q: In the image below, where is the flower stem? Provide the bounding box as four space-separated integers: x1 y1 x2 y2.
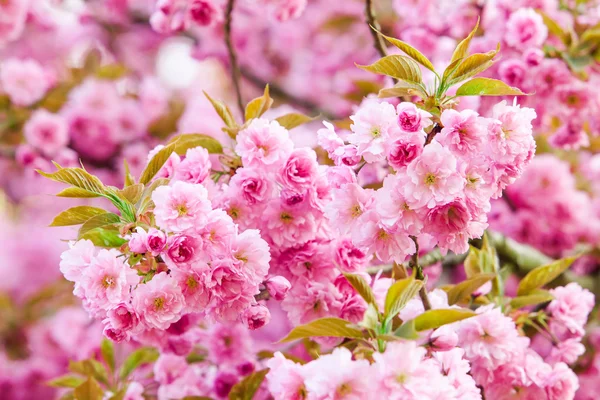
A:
365 0 388 59
224 0 244 115
410 236 432 310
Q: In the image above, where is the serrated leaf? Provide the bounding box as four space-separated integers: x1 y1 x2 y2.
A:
80 227 127 248
516 257 576 296
228 368 269 400
48 375 86 388
447 273 496 305
456 77 526 96
275 113 317 130
138 141 177 185
168 133 224 154
279 317 364 343
446 45 499 86
510 289 554 310
204 91 237 129
245 85 273 122
450 17 480 63
378 83 426 99
374 28 436 72
38 167 107 197
117 184 144 205
73 377 103 400
78 213 121 238
84 359 110 386
56 187 102 198
357 55 422 85
343 273 378 309
119 347 159 380
411 308 476 332
384 276 423 320
123 159 135 187
100 339 115 372
50 206 107 227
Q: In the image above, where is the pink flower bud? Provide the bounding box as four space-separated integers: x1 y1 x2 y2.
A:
472 281 492 297
128 227 148 254
167 234 195 263
146 228 167 256
266 276 291 300
214 372 238 397
242 304 271 330
166 335 193 356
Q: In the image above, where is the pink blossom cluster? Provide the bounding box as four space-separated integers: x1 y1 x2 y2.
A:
321 98 536 257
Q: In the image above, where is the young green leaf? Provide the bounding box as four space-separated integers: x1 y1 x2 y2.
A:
412 308 476 332
516 257 576 296
117 184 144 205
509 289 554 310
279 317 365 343
228 368 270 400
38 167 108 197
137 178 170 214
450 17 480 63
80 227 127 248
446 45 500 87
378 81 426 99
73 377 104 400
384 276 423 320
204 91 237 129
119 347 159 380
78 213 121 238
275 113 317 130
446 273 496 305
373 28 436 73
245 85 273 121
100 339 115 372
343 272 378 309
49 206 108 227
537 11 568 45
56 187 102 198
357 55 423 85
455 77 527 96
138 140 177 185
123 159 135 187
360 303 379 330
168 133 224 154
394 319 419 340
48 375 86 388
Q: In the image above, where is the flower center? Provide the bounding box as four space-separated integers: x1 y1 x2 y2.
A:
377 229 389 241
371 127 381 137
187 276 198 290
280 212 293 224
102 275 115 288
424 173 437 186
154 297 165 310
176 203 188 216
350 204 362 218
337 382 353 396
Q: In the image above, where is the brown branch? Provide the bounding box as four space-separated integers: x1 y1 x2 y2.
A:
240 68 339 120
365 0 388 59
410 236 432 310
224 0 244 115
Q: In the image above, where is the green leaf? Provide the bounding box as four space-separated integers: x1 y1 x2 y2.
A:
168 133 224 154
228 368 269 400
73 377 104 400
117 184 144 205
394 319 419 340
412 308 476 332
579 28 600 49
56 187 102 198
516 257 576 296
204 91 237 129
279 317 365 343
48 375 86 388
374 28 436 73
446 273 496 305
446 45 500 86
275 113 317 130
78 213 121 238
119 347 159 380
456 77 527 96
360 303 379 330
343 273 378 309
450 17 480 63
123 159 135 187
138 140 178 185
384 276 423 320
537 11 568 45
100 339 115 372
357 55 423 85
137 178 170 214
96 64 128 80
80 227 127 248
378 82 426 99
38 167 107 197
245 85 273 122
510 289 554 310
49 206 107 227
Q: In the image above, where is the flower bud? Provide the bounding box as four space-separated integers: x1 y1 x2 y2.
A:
242 304 271 330
146 228 167 256
266 276 291 300
128 227 148 254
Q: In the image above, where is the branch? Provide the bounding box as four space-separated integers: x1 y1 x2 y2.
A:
365 0 388 59
224 0 244 115
410 236 432 310
240 68 340 120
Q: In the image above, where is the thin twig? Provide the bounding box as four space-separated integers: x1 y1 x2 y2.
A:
365 0 388 59
240 68 339 120
409 236 432 310
224 0 244 115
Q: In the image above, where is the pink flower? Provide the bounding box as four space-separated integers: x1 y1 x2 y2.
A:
266 276 291 300
171 268 211 312
152 181 212 232
325 183 375 234
348 101 399 162
103 303 140 342
402 141 465 209
498 59 528 89
173 146 212 184
317 121 344 153
0 58 52 106
386 134 424 170
242 303 271 330
129 228 149 254
547 338 585 365
154 353 189 384
165 234 199 267
187 0 222 26
548 282 594 338
205 259 256 320
80 249 139 313
266 352 308 400
132 272 185 330
333 238 368 272
235 118 294 167
232 229 271 286
197 209 236 257
396 102 432 133
147 229 168 256
60 239 96 283
282 279 343 325
206 323 253 365
505 8 548 50
424 199 480 254
544 362 579 400
23 110 69 157
123 382 145 400
437 109 485 155
229 167 274 205
279 148 319 191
